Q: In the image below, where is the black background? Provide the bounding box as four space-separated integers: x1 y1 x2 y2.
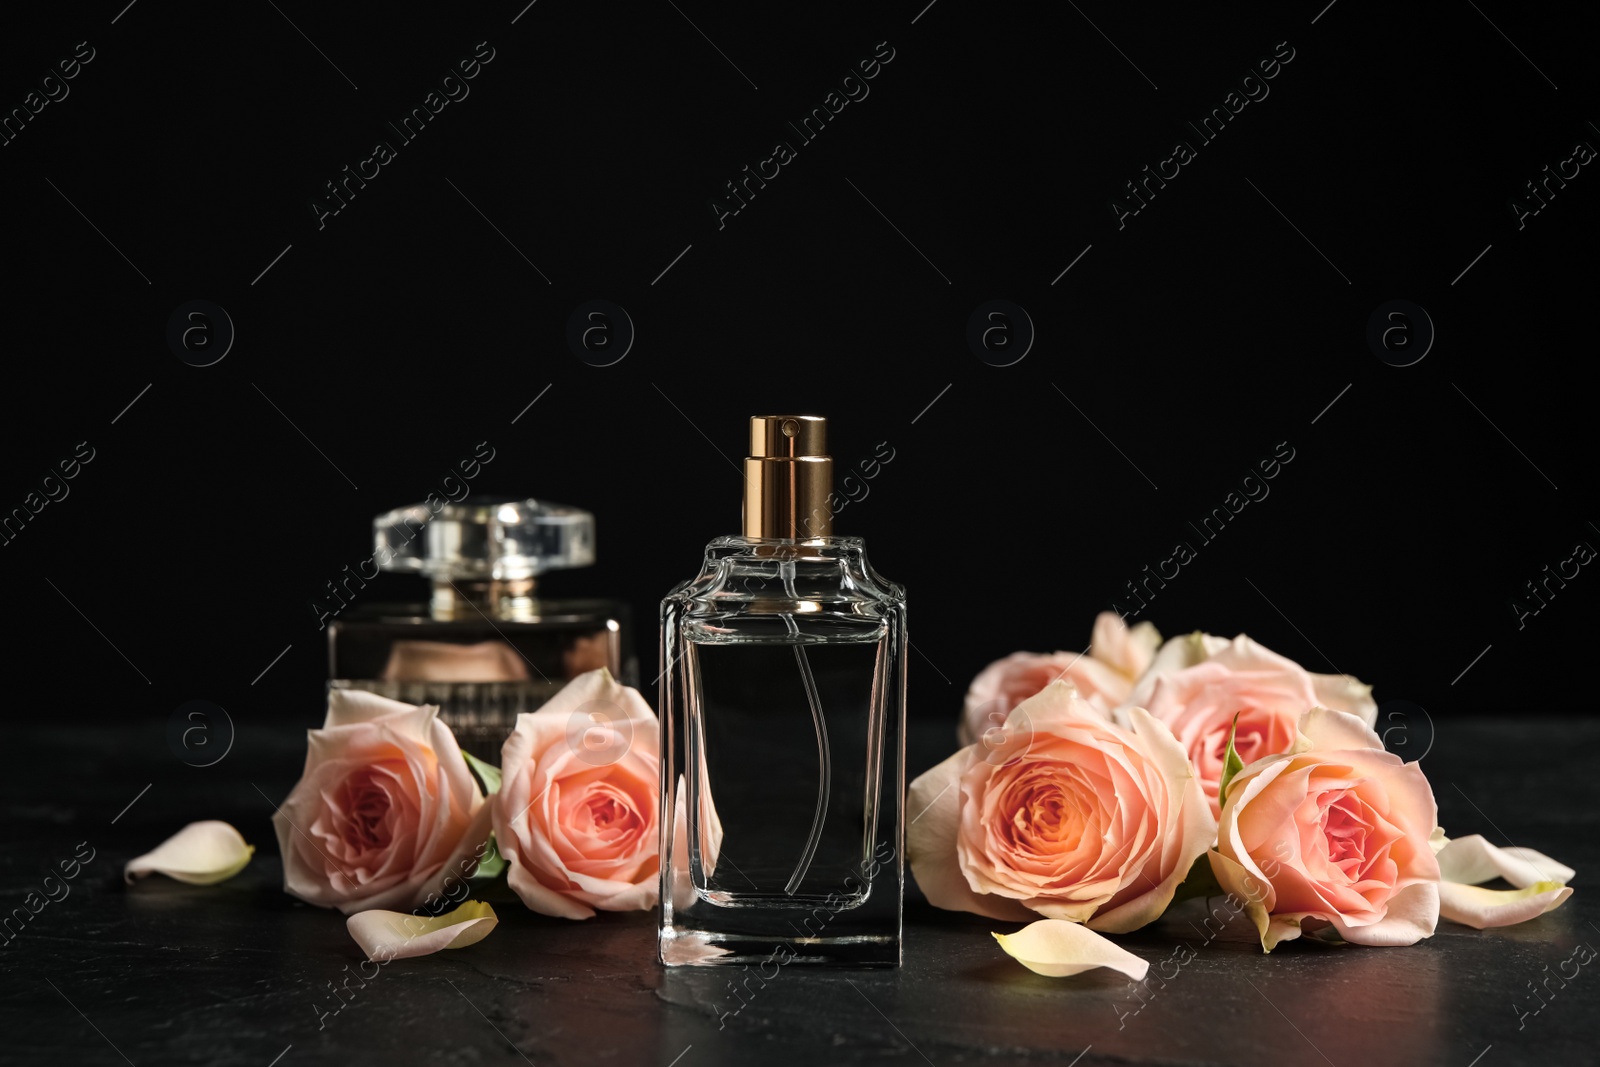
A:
3 0 1595 741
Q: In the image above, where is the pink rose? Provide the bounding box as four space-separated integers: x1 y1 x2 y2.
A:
959 614 1157 746
911 680 1215 932
1210 707 1441 950
272 690 491 914
493 669 659 919
1126 634 1378 818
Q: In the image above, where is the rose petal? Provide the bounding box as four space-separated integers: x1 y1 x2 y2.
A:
992 919 1149 979
1439 881 1572 929
1295 707 1384 754
1090 613 1161 680
380 640 529 684
346 900 498 961
275 697 490 915
493 668 661 919
1005 679 1100 732
961 651 1126 745
505 864 596 920
669 773 724 912
906 750 1035 923
1436 834 1575 889
1086 707 1217 934
1310 673 1378 728
1330 880 1439 946
324 688 424 728
659 936 733 965
1148 631 1231 677
1209 849 1288 950
125 821 254 886
1124 631 1231 708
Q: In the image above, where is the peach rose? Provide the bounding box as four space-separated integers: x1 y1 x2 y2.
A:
1125 634 1378 818
272 690 492 914
911 680 1214 932
1210 707 1441 950
493 669 659 919
380 639 530 682
958 614 1159 746
1089 611 1162 682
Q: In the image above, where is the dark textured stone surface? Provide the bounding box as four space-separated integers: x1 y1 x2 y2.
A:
1 716 1594 1066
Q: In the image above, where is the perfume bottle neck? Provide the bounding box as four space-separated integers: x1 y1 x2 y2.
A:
430 577 537 621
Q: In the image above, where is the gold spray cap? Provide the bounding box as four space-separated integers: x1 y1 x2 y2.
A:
743 415 832 539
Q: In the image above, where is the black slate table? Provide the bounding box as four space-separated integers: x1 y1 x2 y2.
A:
2 716 1594 1067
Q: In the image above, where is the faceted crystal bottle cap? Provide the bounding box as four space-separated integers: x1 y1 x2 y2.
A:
374 497 596 580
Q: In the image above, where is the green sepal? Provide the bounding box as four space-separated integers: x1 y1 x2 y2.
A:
463 751 503 796
1218 712 1245 809
1166 851 1224 907
470 833 507 881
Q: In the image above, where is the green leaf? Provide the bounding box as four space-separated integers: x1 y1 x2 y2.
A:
1218 712 1245 809
470 834 507 881
463 751 503 796
1166 851 1224 906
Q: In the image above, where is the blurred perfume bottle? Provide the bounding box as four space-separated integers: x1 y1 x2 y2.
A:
659 416 906 967
328 498 634 761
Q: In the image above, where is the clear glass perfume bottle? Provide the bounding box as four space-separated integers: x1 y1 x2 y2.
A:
327 497 635 761
658 416 906 967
